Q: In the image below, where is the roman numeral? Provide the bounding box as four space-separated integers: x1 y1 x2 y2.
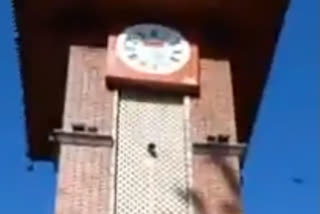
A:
128 53 138 60
170 56 180 62
151 29 159 38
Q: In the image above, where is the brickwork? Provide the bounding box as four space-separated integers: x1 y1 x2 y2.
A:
55 46 116 214
191 58 243 214
55 144 113 214
192 155 242 214
191 59 237 143
63 46 115 135
54 44 242 214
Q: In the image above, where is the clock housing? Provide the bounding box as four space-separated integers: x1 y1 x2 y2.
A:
106 24 200 94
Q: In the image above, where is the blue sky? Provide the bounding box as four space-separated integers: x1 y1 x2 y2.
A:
0 0 318 213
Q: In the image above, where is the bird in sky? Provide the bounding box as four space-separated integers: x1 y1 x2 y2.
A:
292 177 304 184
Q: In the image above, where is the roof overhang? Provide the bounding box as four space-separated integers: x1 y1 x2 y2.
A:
13 0 290 160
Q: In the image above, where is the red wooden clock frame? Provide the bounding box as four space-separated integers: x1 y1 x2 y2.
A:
106 29 200 94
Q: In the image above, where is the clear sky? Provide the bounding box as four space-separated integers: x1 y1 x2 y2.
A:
0 0 318 213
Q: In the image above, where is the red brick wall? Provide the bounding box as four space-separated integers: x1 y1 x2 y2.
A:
192 155 242 214
55 46 116 214
55 144 113 214
191 58 238 143
62 46 115 135
191 58 243 214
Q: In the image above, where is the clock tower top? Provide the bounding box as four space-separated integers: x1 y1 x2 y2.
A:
106 24 199 94
115 24 191 75
12 0 290 160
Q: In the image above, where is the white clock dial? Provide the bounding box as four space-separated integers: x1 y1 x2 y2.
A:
116 24 191 75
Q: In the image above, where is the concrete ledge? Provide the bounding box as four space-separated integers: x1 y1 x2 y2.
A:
51 129 114 147
193 143 247 156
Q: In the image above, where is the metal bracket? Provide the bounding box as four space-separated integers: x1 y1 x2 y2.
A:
50 129 114 148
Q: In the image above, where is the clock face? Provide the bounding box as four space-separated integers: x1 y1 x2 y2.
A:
116 24 191 75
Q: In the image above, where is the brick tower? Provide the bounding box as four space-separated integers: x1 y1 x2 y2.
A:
13 1 289 214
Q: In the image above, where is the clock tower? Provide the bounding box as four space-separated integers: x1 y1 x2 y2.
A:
13 1 290 214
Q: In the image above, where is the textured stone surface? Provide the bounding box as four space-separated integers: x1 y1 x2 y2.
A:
116 90 190 214
55 144 112 214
